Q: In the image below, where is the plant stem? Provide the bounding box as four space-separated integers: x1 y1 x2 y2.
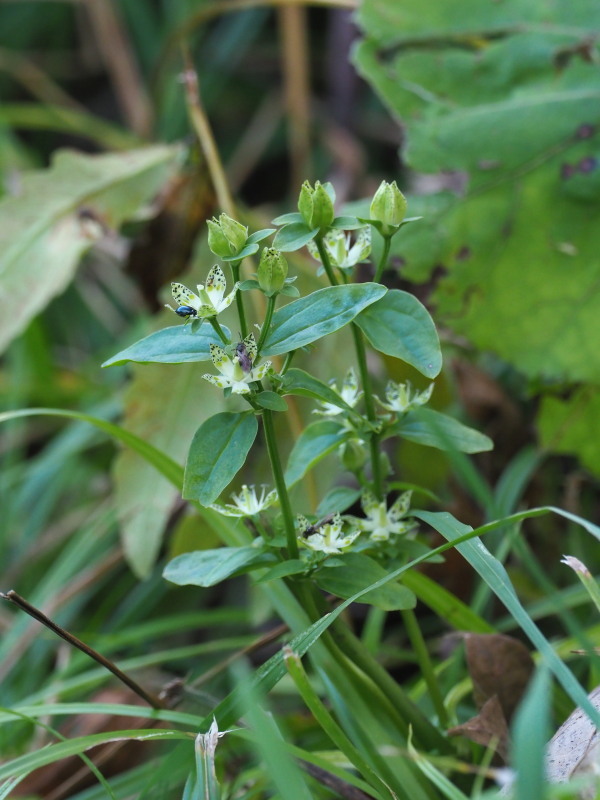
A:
207 316 230 345
281 350 296 375
316 236 383 498
374 235 392 283
314 235 339 285
262 409 298 558
349 323 383 499
401 608 449 728
256 295 277 355
230 260 248 338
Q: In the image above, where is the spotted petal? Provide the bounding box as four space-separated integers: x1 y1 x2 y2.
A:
251 361 272 381
389 491 412 521
171 282 201 310
205 265 227 306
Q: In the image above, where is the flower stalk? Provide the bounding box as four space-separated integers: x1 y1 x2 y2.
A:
262 409 298 559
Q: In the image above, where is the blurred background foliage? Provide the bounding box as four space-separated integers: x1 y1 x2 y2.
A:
0 0 599 796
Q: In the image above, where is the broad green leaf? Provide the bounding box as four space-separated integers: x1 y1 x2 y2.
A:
392 408 493 453
316 553 416 611
103 324 231 367
355 290 441 378
222 242 259 261
262 283 387 357
281 368 359 417
273 222 318 251
316 486 362 517
0 144 181 354
402 570 494 633
272 212 303 225
285 419 351 487
538 388 600 477
255 391 288 412
331 215 363 229
113 361 222 578
255 559 307 582
164 546 276 587
183 412 258 506
247 228 276 244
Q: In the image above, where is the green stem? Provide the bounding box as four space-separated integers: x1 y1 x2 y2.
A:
262 409 298 559
374 235 392 283
207 316 229 345
230 260 248 338
350 323 382 499
281 350 296 375
314 235 339 285
256 295 276 356
401 608 449 728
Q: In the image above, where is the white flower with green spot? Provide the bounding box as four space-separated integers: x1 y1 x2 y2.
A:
203 333 271 394
313 367 362 417
210 485 278 517
308 227 371 269
297 513 360 554
376 381 433 414
354 490 416 542
167 265 239 319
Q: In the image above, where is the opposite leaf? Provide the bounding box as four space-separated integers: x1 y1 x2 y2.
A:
393 407 493 453
184 412 258 506
103 324 231 367
355 289 442 378
285 419 352 487
164 546 276 587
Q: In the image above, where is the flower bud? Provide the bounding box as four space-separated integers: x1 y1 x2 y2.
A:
341 439 368 472
298 180 335 231
257 247 288 295
369 181 407 235
207 213 248 257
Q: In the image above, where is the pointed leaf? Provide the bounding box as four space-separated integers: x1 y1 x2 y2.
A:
393 408 493 453
285 420 351 486
355 289 442 378
247 228 276 244
255 391 288 411
273 222 318 251
184 412 258 505
281 368 358 416
316 553 416 611
103 324 231 367
164 546 276 587
262 283 387 356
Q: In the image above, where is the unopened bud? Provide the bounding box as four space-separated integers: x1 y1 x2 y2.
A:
370 181 407 236
257 248 288 295
298 180 335 231
207 213 248 257
341 440 368 472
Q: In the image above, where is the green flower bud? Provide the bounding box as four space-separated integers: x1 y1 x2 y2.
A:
207 213 248 257
297 180 335 231
369 181 407 236
257 247 288 296
341 439 368 472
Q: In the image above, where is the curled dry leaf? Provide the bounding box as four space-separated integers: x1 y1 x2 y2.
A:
448 694 510 762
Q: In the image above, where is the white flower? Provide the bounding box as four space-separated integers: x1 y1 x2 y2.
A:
203 333 271 394
376 380 433 414
354 490 416 542
313 367 362 417
167 265 239 319
297 513 360 554
308 227 371 269
210 485 278 517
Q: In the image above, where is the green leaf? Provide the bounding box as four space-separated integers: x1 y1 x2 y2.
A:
164 546 276 587
281 368 359 417
103 324 231 367
0 144 182 355
247 228 276 244
255 391 288 411
402 570 494 633
239 279 260 291
331 215 363 229
222 242 259 261
279 284 300 297
262 283 387 357
393 408 493 453
316 486 362 517
316 553 416 611
512 666 551 800
273 222 318 251
272 212 303 225
355 289 441 378
183 413 258 506
256 559 307 582
285 420 351 487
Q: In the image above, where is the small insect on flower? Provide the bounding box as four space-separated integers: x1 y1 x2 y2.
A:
235 339 253 373
175 305 198 319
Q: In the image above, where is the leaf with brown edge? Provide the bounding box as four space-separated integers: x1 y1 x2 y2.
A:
465 632 534 724
448 695 510 763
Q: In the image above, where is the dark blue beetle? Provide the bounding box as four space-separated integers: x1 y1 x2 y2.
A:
175 305 197 318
